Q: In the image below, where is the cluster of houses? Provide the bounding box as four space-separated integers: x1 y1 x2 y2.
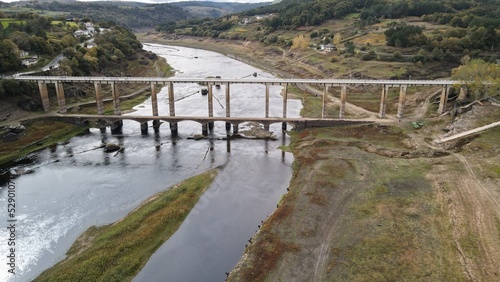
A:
73 22 97 38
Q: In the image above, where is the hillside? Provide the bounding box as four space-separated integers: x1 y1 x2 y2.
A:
154 0 498 82
171 1 272 18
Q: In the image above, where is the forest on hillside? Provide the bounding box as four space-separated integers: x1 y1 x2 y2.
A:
29 2 190 28
156 0 499 55
0 11 156 101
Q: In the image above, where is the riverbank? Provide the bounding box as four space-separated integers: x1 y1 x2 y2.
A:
136 33 500 281
35 169 218 281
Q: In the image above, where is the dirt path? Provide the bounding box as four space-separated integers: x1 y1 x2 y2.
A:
414 133 500 280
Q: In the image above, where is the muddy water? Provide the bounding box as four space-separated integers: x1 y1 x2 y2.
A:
0 44 301 282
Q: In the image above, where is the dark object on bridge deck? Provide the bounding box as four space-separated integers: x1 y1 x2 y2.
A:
252 72 257 77
141 122 148 135
201 88 208 95
225 122 231 131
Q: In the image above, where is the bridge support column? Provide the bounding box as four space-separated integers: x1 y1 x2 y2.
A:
111 82 121 115
322 85 329 118
379 85 388 118
438 86 450 114
339 85 347 118
37 81 50 112
111 120 123 134
151 82 159 133
168 82 177 136
202 123 208 136
225 82 231 132
265 84 270 131
141 122 148 135
233 124 239 134
458 85 467 101
282 84 288 131
94 82 104 115
55 82 67 113
153 120 160 133
396 85 407 119
208 83 214 131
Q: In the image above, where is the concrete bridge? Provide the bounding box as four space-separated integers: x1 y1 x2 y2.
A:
14 76 468 135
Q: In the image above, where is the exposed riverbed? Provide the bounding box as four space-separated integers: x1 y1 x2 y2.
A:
0 44 301 281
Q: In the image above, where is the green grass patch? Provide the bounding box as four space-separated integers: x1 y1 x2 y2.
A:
0 18 24 28
35 169 218 281
344 13 360 20
76 92 151 115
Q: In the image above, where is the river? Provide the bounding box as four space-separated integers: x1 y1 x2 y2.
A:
0 44 301 281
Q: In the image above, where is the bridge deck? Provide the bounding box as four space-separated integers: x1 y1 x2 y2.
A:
15 76 464 87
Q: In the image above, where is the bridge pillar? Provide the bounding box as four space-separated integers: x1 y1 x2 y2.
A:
265 84 270 131
282 84 288 131
151 82 158 116
458 85 467 101
37 81 50 112
141 122 148 135
265 84 270 118
208 84 214 130
339 85 347 118
153 120 160 133
233 124 239 134
168 82 177 136
111 82 121 115
151 83 161 133
55 82 67 113
379 85 388 118
225 82 231 131
94 82 104 115
322 85 329 118
396 85 407 119
111 120 123 134
202 123 208 136
438 85 450 114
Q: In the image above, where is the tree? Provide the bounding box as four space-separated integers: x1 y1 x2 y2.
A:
384 25 424 47
333 32 342 45
452 59 500 99
393 51 402 61
431 47 444 61
291 34 310 51
344 41 355 55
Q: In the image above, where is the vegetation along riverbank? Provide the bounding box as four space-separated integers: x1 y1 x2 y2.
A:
35 169 218 281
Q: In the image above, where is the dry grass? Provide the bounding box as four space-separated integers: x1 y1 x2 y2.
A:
0 121 88 166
